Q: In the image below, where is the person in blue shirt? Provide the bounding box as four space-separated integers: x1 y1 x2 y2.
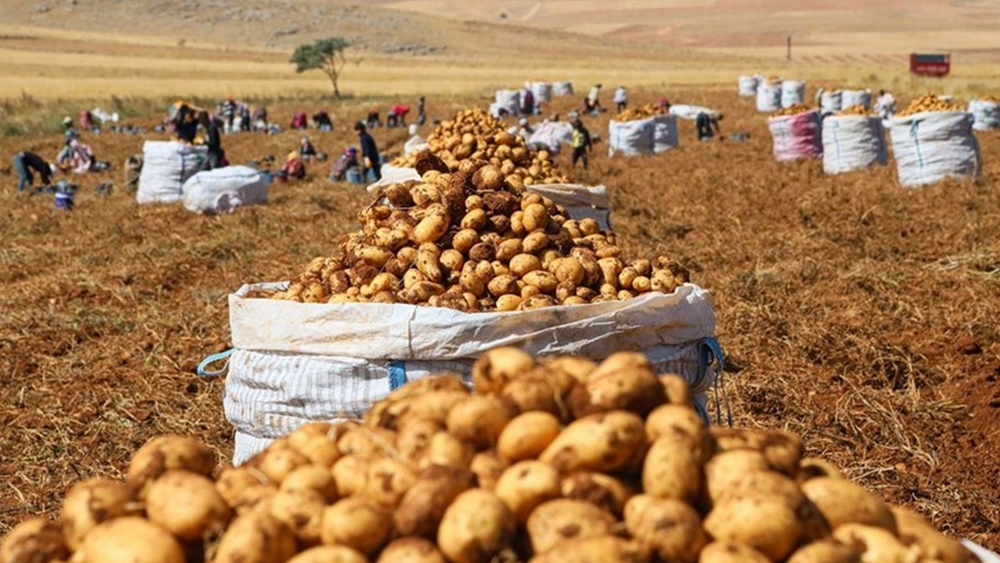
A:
354 122 381 181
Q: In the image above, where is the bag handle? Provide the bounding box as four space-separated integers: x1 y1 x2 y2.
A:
197 348 234 378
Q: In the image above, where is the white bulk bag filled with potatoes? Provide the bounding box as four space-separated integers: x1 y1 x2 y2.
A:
822 115 888 174
137 141 207 204
181 165 269 214
889 111 982 187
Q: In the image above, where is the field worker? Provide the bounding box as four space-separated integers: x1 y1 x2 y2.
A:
200 112 226 170
313 110 333 131
509 117 534 141
417 96 427 125
875 89 896 120
659 97 672 113
13 151 55 192
696 112 723 141
221 96 238 133
252 106 268 131
613 86 628 113
585 83 602 115
355 122 382 182
521 88 535 116
280 151 306 180
290 111 308 130
173 103 199 143
330 147 362 183
299 136 318 161
571 118 593 169
366 107 381 129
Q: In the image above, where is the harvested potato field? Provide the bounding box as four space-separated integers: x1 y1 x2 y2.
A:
1 87 998 551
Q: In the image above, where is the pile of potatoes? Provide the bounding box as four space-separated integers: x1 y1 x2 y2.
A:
772 104 814 117
613 104 665 122
897 94 966 117
835 105 875 117
392 108 568 185
259 158 689 310
1 348 980 563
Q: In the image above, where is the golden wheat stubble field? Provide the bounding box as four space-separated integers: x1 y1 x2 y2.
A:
1 87 999 549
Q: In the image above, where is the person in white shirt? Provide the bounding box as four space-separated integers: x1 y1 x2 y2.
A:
875 89 896 120
585 84 602 115
613 86 628 112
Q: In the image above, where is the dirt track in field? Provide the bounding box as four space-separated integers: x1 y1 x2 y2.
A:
1 88 998 548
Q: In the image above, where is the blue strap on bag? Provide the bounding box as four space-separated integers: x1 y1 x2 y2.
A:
197 348 234 378
699 337 733 427
388 360 408 390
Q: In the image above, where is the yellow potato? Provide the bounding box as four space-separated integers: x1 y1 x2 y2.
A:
496 294 524 311
213 512 297 563
377 538 447 563
570 359 666 418
146 470 232 541
642 434 706 504
529 535 648 563
526 500 617 555
446 395 514 448
494 461 562 524
423 432 474 470
469 451 508 490
660 374 693 406
321 498 393 557
452 229 479 254
280 464 339 501
83 517 185 563
711 428 803 476
800 477 897 533
703 497 803 561
541 411 646 474
544 356 597 383
625 495 706 563
332 455 370 497
395 465 477 538
891 507 974 563
288 546 369 563
831 524 912 563
437 490 516 563
560 471 635 517
60 478 136 550
699 542 771 563
364 456 417 508
471 347 534 395
287 422 342 468
787 541 861 563
126 435 215 498
269 488 326 547
497 411 562 462
215 466 276 514
704 450 770 502
0 518 69 563
499 375 562 418
798 457 845 482
413 212 450 244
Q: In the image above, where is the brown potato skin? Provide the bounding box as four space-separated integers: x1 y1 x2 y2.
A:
526 499 617 555
395 466 477 538
1 518 70 563
377 538 448 563
437 490 516 563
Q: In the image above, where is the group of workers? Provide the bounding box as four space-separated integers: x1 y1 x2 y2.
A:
11 115 112 197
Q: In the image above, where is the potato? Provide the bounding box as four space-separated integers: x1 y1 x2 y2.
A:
126 435 215 498
288 546 369 563
699 542 771 563
570 359 665 418
509 254 543 278
787 541 861 563
255 440 312 485
494 461 561 524
660 374 693 406
540 411 645 474
333 455 370 497
891 507 973 563
321 498 392 556
522 232 549 254
642 434 706 503
529 535 648 563
364 456 418 508
391 391 469 431
413 213 450 244
378 538 447 563
213 512 297 563
545 356 597 383
522 203 550 232
60 478 135 550
624 495 706 563
216 466 276 513
522 270 559 294
452 229 479 254
704 450 769 502
497 412 562 462
645 404 705 442
281 465 339 501
424 432 474 469
831 525 912 563
711 428 803 476
268 488 326 546
499 375 562 418
437 490 515 563
417 247 444 283
82 517 184 563
801 477 896 533
471 347 534 395
798 457 844 482
287 422 342 468
703 497 803 561
0 518 69 563
561 472 634 517
446 395 513 448
711 470 806 512
395 465 477 538
146 470 232 541
487 274 520 297
527 499 617 555
496 294 524 311
461 209 488 231
469 451 508 490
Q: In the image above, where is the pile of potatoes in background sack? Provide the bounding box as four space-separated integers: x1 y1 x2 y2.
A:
1 348 979 563
391 108 568 185
897 94 966 117
835 105 875 117
256 152 689 311
613 104 666 122
772 104 814 117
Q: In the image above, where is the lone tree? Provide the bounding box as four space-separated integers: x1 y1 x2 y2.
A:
290 37 350 99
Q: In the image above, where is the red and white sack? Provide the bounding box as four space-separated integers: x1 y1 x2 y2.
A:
768 110 823 161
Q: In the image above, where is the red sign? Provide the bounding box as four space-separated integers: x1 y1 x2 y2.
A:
910 53 950 77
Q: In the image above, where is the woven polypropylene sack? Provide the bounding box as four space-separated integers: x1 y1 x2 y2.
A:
552 81 574 96
224 284 718 463
137 141 207 204
757 82 782 112
889 111 982 187
738 76 760 97
182 165 269 214
768 110 823 161
822 115 888 174
780 80 805 109
969 99 1000 131
841 89 872 110
820 91 843 113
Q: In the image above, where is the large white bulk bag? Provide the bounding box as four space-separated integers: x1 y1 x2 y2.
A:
969 98 1000 131
224 283 719 463
608 115 678 156
494 90 521 116
553 81 574 96
781 80 806 108
528 121 574 152
528 82 553 103
137 141 207 204
181 165 269 214
841 89 872 110
889 111 982 187
756 82 781 112
768 110 823 161
820 90 843 113
738 76 760 97
822 115 887 174
668 105 718 120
